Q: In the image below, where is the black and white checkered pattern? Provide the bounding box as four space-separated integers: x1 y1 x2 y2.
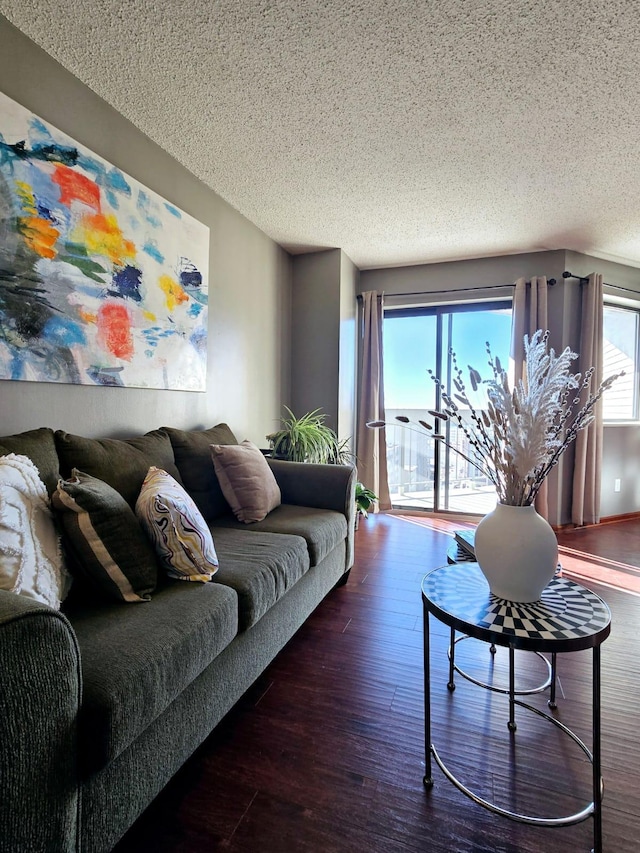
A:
423 563 610 649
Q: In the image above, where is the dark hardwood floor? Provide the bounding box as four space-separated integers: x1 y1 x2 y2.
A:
114 513 640 853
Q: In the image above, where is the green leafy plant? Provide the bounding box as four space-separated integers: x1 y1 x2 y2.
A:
355 482 378 517
267 407 353 464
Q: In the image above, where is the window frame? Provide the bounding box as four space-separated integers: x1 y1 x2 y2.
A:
602 300 640 424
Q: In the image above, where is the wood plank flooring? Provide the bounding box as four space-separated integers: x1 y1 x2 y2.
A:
114 513 640 853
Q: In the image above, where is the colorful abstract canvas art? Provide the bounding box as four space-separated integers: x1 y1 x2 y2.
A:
0 91 209 391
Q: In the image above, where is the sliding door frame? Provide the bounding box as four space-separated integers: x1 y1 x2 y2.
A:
384 299 511 513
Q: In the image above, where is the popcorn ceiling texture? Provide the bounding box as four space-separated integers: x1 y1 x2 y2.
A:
2 1 640 269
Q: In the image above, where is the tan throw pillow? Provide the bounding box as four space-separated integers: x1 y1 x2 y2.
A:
210 441 281 523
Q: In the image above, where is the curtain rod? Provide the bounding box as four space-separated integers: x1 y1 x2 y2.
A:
562 270 590 284
563 269 640 297
356 271 640 299
356 278 557 299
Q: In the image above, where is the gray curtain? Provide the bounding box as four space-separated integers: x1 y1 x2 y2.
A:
356 291 391 511
510 275 549 518
572 273 604 526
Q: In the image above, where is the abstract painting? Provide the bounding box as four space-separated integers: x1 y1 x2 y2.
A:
0 91 209 391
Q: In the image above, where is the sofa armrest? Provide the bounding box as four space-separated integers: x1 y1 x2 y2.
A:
0 591 81 853
267 460 355 514
267 460 356 569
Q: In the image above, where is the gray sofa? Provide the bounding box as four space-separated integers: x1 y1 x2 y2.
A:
0 423 355 853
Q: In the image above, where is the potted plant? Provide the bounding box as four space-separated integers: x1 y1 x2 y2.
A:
355 482 377 517
266 407 352 464
355 482 377 528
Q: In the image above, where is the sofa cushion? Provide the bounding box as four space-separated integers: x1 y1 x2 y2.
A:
210 527 310 630
211 440 281 523
0 427 59 495
54 429 182 509
161 424 238 521
53 470 158 603
136 467 219 582
211 504 348 568
66 580 238 773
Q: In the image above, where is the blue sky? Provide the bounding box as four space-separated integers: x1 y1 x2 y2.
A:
383 308 513 409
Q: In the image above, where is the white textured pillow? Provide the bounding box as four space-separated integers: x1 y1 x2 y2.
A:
0 453 71 608
136 467 218 582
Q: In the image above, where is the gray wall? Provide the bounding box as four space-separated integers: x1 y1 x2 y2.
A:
290 249 357 445
291 250 340 429
600 426 640 517
0 16 291 445
338 251 358 445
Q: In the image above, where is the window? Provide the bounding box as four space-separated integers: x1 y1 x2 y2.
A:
383 302 512 514
603 304 639 421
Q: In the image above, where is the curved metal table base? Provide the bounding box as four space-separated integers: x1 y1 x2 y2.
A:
447 633 555 699
422 565 611 853
426 696 602 828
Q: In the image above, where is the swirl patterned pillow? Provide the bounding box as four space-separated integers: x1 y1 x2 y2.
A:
136 467 218 582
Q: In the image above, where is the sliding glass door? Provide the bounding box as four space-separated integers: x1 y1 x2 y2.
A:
383 302 512 514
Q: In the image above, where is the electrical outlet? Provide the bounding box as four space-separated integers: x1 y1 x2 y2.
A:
614 478 621 493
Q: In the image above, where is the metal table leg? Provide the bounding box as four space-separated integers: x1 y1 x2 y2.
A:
507 645 517 732
423 601 433 789
592 645 602 853
548 652 558 709
447 626 456 691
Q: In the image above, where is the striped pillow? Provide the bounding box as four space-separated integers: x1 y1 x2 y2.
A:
136 467 218 582
53 469 157 603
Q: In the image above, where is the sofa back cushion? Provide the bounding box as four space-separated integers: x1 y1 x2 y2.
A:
0 427 60 495
161 424 238 520
55 429 181 508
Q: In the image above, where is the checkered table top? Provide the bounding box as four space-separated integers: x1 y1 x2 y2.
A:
422 563 611 653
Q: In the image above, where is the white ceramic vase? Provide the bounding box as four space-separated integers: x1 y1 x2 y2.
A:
474 503 558 602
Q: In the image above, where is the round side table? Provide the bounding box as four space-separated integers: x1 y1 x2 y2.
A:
422 562 611 853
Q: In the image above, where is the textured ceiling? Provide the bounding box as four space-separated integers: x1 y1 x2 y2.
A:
2 1 640 269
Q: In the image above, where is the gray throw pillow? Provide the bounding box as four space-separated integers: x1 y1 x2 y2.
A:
53 469 158 603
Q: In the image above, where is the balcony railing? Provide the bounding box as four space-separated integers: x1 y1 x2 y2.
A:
384 410 498 514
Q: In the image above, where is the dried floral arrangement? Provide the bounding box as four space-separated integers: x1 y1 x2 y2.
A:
368 330 622 507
